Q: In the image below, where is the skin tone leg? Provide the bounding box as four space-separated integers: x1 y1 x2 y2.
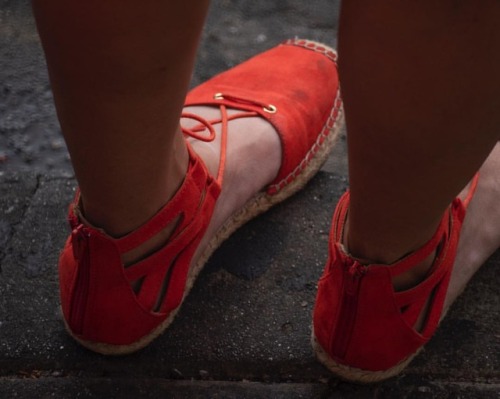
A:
31 0 206 237
338 1 500 291
32 0 281 264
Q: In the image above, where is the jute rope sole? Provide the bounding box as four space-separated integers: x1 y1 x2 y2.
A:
311 330 421 384
311 280 462 383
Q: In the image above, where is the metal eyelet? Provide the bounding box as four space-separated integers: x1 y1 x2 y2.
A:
214 93 224 100
263 104 277 114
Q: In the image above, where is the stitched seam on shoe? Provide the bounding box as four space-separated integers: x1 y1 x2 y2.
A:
283 38 339 63
267 88 342 194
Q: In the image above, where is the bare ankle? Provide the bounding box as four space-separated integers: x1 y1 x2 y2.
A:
343 217 409 264
80 132 189 237
344 217 437 291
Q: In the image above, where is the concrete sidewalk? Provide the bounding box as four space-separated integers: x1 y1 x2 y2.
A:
1 0 499 397
0 170 499 398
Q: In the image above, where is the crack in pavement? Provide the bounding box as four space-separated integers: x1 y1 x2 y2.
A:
0 174 42 274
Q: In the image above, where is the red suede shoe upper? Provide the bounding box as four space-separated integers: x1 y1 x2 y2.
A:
185 39 341 194
313 190 469 372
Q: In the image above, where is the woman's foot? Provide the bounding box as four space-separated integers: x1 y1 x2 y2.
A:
387 142 500 307
183 106 281 262
59 40 343 354
312 142 500 383
120 107 281 267
395 142 500 331
445 142 500 309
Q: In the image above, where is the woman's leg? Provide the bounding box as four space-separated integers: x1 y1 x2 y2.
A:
32 0 282 266
32 0 207 237
34 0 342 354
339 0 500 288
312 1 500 381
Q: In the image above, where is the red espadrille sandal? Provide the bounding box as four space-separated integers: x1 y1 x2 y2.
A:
59 39 344 355
312 175 479 383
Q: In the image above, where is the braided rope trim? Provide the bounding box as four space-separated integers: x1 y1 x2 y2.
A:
283 38 338 63
267 86 342 195
311 330 421 384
